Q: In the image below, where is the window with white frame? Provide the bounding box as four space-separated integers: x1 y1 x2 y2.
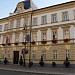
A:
32 33 37 41
16 19 20 28
24 19 28 26
32 50 36 60
42 50 46 60
62 11 69 21
10 21 14 29
41 15 47 25
53 50 57 60
9 35 12 43
0 25 2 32
4 24 8 31
0 35 1 43
15 34 19 42
64 29 69 39
51 13 57 23
3 36 6 44
74 10 75 19
23 33 26 42
33 17 37 26
42 31 47 41
66 50 70 59
52 30 57 40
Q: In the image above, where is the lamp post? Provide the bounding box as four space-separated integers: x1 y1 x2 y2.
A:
29 12 32 67
23 24 27 67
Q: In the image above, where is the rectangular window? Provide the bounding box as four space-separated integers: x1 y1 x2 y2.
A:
64 29 69 39
62 11 69 21
66 50 70 59
0 25 2 32
42 50 46 60
3 36 6 44
33 17 37 26
9 35 12 43
32 50 36 60
16 19 20 28
74 10 75 19
41 15 47 25
42 31 47 41
4 24 8 31
32 33 37 41
24 19 28 26
51 13 57 23
52 30 57 40
15 34 19 42
0 35 1 43
53 50 57 60
10 21 14 29
23 33 26 42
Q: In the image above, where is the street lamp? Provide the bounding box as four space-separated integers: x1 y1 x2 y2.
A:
29 12 32 67
22 24 28 67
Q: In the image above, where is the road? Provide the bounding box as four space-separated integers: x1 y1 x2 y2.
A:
0 69 59 75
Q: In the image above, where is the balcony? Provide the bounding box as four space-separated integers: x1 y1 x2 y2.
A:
1 38 75 46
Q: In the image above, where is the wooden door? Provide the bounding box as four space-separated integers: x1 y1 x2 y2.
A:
13 51 19 64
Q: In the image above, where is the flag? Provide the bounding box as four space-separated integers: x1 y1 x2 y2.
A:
26 35 30 41
6 36 8 44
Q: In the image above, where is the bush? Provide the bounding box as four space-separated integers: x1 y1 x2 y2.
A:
4 57 8 65
52 62 56 67
64 57 70 67
39 55 44 67
29 61 33 67
19 55 23 66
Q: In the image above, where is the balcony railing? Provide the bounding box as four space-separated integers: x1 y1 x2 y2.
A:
1 38 75 47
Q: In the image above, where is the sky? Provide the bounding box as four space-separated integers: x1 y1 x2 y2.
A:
0 0 74 19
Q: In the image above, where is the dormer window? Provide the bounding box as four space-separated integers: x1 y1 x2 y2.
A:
17 7 22 13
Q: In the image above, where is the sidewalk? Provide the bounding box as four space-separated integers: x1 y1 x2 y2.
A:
0 64 75 75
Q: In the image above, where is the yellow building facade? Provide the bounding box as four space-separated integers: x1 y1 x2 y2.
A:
0 0 75 66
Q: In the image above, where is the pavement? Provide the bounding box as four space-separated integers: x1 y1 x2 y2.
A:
0 64 75 75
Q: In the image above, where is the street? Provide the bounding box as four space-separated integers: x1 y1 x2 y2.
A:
0 69 58 75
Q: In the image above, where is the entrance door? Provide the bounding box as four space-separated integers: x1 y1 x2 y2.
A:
13 51 19 64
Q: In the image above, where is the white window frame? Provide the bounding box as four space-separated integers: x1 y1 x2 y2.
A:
62 11 69 21
15 34 19 42
63 29 70 39
51 13 57 23
74 10 75 19
42 50 46 60
53 50 57 60
66 50 70 59
0 25 2 32
32 50 36 60
16 19 20 28
33 17 37 26
32 33 37 41
52 30 57 40
42 31 47 41
4 24 8 31
24 19 28 26
41 15 47 25
10 21 14 29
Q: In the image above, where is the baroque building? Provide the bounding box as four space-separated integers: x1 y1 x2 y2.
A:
0 0 75 66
